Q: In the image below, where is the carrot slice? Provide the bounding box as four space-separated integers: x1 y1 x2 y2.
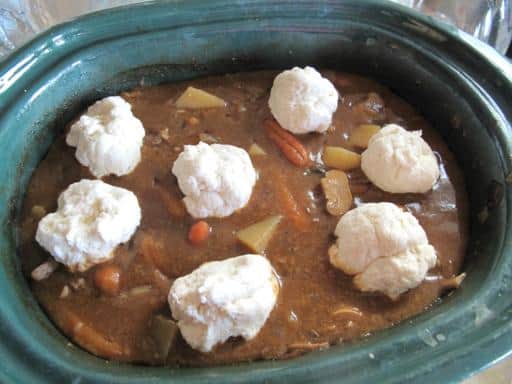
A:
273 172 311 231
63 310 129 359
93 265 121 296
188 221 211 245
156 185 186 218
139 235 170 274
152 268 172 296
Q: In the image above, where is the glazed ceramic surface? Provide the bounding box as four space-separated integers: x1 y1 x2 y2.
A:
0 1 511 383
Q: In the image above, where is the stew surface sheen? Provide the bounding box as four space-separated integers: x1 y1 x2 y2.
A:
19 70 468 366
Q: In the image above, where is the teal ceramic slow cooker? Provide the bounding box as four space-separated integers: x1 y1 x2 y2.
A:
0 1 511 382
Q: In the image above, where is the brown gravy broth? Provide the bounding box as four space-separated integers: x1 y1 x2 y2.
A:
19 70 468 365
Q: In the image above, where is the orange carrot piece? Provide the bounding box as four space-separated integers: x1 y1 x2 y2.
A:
93 265 121 296
152 268 172 296
273 173 311 231
188 221 211 245
138 235 173 292
156 185 186 218
63 310 128 359
139 235 169 274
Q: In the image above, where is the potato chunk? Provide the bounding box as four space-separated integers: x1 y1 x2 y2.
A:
237 215 282 253
323 146 361 171
175 86 226 109
248 143 267 156
349 124 380 148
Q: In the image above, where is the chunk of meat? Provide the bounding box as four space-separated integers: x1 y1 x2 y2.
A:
321 170 353 216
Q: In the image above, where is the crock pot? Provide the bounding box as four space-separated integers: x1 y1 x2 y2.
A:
0 1 511 382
